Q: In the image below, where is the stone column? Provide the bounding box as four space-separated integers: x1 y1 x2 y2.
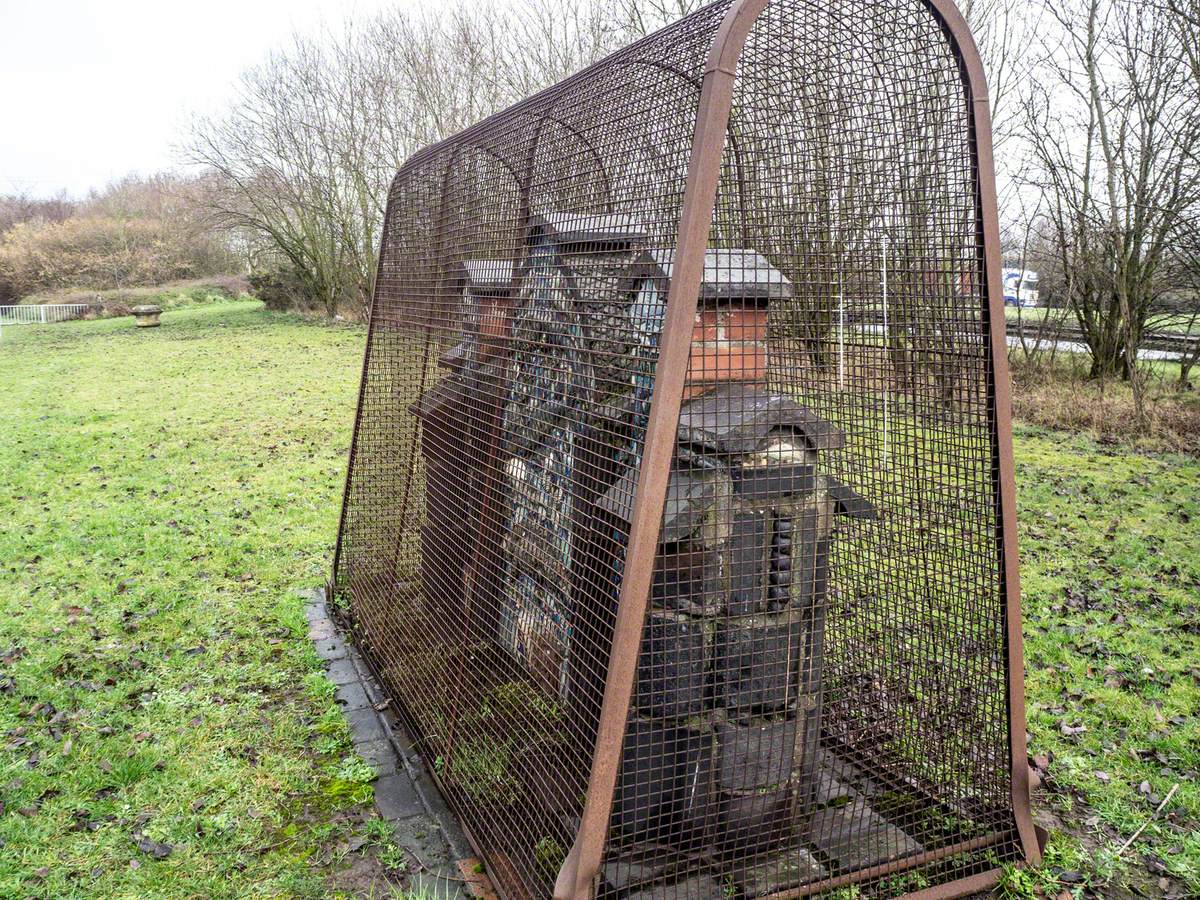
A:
596 251 873 896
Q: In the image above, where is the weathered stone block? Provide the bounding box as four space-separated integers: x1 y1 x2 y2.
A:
727 512 770 617
336 680 370 712
599 852 674 896
634 612 710 719
731 464 817 500
778 497 833 612
623 873 725 900
714 617 806 713
676 384 845 454
354 738 399 776
713 785 795 855
374 772 425 821
651 546 722 617
131 304 162 327
716 717 800 792
806 799 924 871
612 719 715 845
597 464 732 548
732 846 826 897
811 768 858 808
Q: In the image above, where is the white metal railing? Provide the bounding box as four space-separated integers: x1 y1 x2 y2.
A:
0 304 91 326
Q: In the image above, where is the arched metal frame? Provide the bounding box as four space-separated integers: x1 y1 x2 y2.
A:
332 1 1041 898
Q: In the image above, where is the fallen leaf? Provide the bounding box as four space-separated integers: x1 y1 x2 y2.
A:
133 836 173 860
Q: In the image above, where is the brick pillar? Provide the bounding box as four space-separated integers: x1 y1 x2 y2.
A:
685 304 770 397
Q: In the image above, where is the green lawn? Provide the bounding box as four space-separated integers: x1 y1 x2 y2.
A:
1015 426 1200 895
1003 304 1200 338
0 301 1195 897
0 301 408 897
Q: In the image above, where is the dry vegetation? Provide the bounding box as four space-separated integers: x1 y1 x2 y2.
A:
0 174 237 304
1011 357 1200 453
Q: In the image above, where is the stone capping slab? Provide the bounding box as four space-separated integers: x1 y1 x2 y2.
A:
299 587 486 898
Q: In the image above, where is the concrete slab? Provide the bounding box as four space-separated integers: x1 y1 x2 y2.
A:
806 798 923 872
336 680 370 712
733 847 826 896
344 706 387 744
309 618 337 641
394 815 454 870
325 656 360 686
314 635 349 661
355 738 399 776
374 772 426 821
299 583 489 898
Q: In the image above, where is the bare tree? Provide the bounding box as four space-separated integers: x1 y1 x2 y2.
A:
1163 220 1200 387
959 0 1036 155
610 0 711 38
182 1 629 318
0 192 75 234
1021 0 1200 419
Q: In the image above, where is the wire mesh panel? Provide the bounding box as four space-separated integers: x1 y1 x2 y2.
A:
332 1 1037 898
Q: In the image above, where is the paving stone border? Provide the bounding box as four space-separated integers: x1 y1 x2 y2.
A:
300 588 490 899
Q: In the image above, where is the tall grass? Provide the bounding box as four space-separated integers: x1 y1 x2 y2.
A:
1010 356 1200 453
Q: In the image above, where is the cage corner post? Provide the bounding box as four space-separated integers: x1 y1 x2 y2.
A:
928 0 1042 871
554 2 773 897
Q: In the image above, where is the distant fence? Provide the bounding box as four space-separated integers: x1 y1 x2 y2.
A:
0 304 91 326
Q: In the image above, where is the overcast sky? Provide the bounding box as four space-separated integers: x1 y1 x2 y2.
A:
0 0 422 199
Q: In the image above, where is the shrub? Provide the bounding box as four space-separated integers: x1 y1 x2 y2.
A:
1011 355 1200 453
18 277 251 319
0 215 235 301
248 264 317 313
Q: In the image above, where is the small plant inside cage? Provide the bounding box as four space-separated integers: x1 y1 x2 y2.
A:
331 1 1041 898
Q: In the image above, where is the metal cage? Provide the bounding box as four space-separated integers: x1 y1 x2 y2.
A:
331 1 1040 897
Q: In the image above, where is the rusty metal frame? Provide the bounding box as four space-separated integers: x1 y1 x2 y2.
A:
552 3 1039 897
332 1 1039 898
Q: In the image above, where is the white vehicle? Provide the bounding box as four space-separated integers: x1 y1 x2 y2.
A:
1002 268 1040 307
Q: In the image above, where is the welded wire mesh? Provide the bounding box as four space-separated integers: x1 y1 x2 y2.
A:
332 1 1032 897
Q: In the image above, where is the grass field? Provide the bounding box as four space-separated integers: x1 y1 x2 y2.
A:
1015 426 1199 896
0 301 412 897
1003 305 1200 338
0 300 1196 898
